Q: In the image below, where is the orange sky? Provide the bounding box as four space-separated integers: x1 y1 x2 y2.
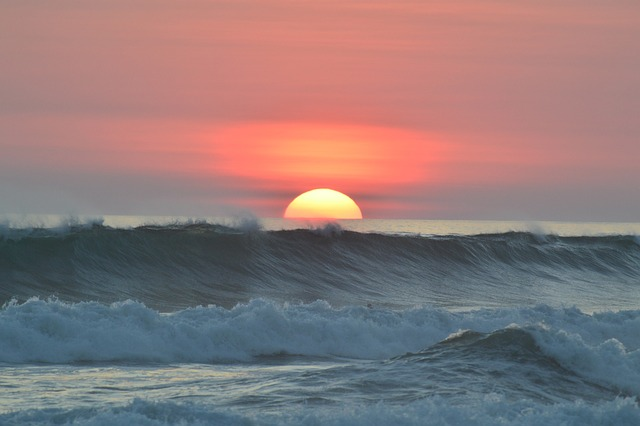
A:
1 1 639 220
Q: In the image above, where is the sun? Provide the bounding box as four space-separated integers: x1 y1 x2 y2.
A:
284 188 363 219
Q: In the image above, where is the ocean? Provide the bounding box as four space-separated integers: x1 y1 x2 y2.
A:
1 216 639 425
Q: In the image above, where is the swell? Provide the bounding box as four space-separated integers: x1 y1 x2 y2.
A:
1 223 639 310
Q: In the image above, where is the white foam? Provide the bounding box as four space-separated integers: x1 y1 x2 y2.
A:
532 326 640 396
310 222 344 237
227 213 263 232
0 298 456 363
1 396 638 426
1 299 639 395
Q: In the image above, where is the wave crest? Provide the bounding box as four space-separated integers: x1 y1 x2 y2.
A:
1 224 638 311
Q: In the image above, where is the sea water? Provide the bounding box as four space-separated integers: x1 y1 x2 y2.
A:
1 216 639 425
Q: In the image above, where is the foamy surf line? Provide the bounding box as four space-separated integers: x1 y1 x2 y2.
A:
1 396 639 426
2 298 639 395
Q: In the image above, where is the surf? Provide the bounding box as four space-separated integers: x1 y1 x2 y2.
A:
1 298 639 397
1 222 639 312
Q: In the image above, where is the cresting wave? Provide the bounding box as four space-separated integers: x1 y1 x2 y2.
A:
2 221 640 425
1 222 639 311
1 299 639 396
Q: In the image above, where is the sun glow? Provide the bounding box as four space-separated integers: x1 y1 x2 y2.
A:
208 121 447 216
284 188 363 219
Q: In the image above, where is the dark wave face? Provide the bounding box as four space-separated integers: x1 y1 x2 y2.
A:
1 223 639 311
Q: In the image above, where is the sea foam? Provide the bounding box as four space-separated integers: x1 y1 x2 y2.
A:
1 395 638 426
1 298 639 395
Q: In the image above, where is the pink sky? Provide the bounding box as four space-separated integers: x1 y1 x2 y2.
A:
1 1 639 220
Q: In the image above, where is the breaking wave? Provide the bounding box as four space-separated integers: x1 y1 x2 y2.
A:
1 299 639 396
1 222 638 311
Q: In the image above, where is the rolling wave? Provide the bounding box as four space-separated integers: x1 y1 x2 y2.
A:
1 298 639 397
1 223 639 311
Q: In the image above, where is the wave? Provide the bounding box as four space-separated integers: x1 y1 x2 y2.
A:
1 299 639 396
1 222 639 311
2 396 639 426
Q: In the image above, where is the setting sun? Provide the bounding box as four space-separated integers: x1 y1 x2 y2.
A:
284 188 363 219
